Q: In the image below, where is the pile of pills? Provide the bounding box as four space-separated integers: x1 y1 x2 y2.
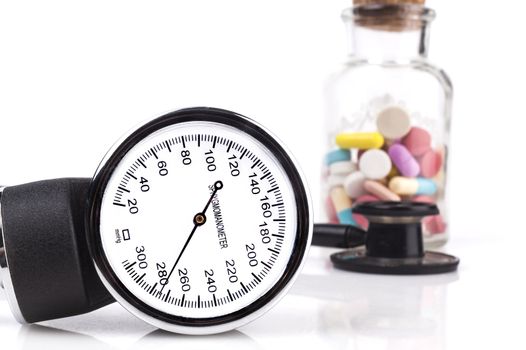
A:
324 106 446 236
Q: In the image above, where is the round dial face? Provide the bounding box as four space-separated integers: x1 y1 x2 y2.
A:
88 109 311 332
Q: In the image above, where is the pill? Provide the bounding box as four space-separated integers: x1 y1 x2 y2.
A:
433 167 445 197
388 144 420 177
355 194 380 203
336 132 384 150
412 195 435 203
330 187 357 225
327 174 346 188
358 149 392 180
353 211 371 229
353 194 380 229
376 106 411 139
436 144 446 159
419 150 443 178
325 149 351 165
353 214 368 228
329 161 357 175
402 127 431 156
337 208 357 225
363 180 401 201
343 171 367 198
423 215 446 234
326 196 339 224
433 216 446 233
330 187 351 212
389 176 437 196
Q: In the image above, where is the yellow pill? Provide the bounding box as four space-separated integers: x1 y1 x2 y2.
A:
330 186 352 213
389 176 437 196
389 177 419 195
335 132 384 150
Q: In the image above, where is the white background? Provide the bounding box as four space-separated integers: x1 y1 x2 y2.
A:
0 0 525 349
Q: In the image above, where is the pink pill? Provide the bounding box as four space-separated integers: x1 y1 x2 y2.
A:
423 215 446 234
353 195 379 229
353 213 369 229
388 144 420 177
433 216 447 233
412 195 435 203
419 150 443 178
356 194 380 203
364 180 401 201
402 127 432 157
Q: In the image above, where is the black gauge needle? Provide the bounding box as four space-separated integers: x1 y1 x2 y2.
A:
160 180 223 292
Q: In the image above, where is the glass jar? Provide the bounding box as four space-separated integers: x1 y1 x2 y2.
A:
322 2 453 247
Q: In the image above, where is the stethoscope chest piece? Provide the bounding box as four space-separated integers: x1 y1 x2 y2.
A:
330 202 459 275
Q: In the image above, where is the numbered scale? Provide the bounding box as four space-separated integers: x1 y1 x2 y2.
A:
0 107 312 334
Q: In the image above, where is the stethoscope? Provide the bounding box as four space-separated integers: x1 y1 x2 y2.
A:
0 107 458 334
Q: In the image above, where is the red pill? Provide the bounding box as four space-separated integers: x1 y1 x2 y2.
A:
402 127 431 157
419 150 443 178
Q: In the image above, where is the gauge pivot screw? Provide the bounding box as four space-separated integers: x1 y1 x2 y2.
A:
193 213 206 226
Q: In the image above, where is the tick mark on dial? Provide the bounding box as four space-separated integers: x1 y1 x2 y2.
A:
126 171 137 180
267 186 279 193
260 171 271 180
240 282 249 294
240 149 247 159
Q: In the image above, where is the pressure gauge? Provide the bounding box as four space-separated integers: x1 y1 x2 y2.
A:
87 107 312 334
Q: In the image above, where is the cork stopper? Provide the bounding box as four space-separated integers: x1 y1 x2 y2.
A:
349 0 432 32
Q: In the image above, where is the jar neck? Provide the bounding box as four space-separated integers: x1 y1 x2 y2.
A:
343 5 435 63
